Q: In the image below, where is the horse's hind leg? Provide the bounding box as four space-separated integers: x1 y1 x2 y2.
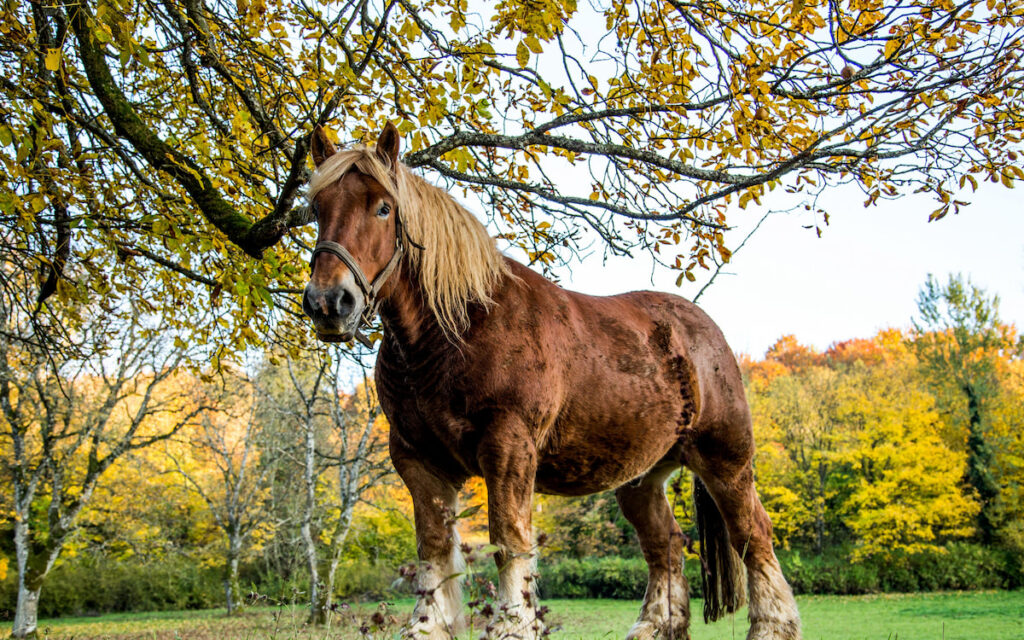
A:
688 428 801 640
615 462 690 640
392 449 464 640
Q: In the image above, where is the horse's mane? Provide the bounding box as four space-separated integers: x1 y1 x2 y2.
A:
307 147 510 336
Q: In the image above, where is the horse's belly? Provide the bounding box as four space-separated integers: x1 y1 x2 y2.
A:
533 416 681 495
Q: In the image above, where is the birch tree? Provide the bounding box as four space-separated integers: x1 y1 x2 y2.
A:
168 373 280 615
257 351 390 625
0 294 203 638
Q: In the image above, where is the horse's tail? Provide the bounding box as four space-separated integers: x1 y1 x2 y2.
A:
694 477 747 622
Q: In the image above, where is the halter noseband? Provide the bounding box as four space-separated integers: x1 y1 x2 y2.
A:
309 213 409 348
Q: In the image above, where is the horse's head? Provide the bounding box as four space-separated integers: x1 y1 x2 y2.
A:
303 123 403 343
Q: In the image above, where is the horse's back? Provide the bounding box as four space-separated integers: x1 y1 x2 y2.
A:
481 261 750 493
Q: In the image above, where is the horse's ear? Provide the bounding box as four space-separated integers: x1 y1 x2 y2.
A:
310 124 337 167
375 122 400 170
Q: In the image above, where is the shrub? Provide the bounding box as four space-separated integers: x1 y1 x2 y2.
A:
537 557 647 599
778 543 1023 595
0 555 223 619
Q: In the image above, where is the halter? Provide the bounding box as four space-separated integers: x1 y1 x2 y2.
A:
309 212 411 348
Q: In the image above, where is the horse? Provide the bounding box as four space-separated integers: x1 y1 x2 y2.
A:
301 122 802 640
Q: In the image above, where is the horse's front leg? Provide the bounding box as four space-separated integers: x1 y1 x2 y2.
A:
392 449 464 640
479 418 542 639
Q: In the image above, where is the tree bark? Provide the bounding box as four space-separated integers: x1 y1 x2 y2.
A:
12 520 51 639
12 584 41 639
310 542 343 625
224 538 241 616
301 416 320 625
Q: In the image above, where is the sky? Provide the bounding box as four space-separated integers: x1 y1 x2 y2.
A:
560 183 1024 358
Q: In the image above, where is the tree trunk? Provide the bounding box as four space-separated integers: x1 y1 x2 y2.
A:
12 520 44 639
309 552 342 626
12 583 41 639
302 523 321 625
224 542 241 616
301 419 320 625
310 497 358 626
813 463 826 553
309 577 329 626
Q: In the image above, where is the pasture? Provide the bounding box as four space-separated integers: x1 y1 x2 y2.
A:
29 591 1024 640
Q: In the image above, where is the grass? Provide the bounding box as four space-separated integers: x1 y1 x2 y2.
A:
27 591 1024 639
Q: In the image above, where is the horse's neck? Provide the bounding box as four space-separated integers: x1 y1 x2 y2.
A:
378 267 456 367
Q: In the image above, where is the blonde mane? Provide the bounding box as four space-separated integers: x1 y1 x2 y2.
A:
307 146 510 336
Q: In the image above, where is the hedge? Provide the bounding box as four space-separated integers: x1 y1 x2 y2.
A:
1 543 1020 619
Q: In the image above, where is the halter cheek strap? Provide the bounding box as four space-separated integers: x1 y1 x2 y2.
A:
309 228 406 348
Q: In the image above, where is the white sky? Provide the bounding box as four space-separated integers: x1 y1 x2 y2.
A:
558 183 1024 358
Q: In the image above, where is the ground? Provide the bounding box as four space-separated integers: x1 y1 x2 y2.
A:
23 591 1024 640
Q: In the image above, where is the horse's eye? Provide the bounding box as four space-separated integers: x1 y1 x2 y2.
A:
377 203 391 218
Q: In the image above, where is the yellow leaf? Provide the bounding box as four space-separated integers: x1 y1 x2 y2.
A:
516 41 530 68
525 35 543 54
45 48 60 71
884 37 901 59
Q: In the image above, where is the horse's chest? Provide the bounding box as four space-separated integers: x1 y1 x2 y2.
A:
376 358 484 470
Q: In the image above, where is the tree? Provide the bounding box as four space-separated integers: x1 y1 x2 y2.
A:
535 492 637 559
748 329 979 556
2 0 1022 345
986 357 1024 551
0 292 203 638
168 372 280 615
256 350 389 625
754 364 846 551
911 274 1023 543
836 357 977 558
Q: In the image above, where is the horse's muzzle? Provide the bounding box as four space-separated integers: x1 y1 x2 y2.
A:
302 281 363 342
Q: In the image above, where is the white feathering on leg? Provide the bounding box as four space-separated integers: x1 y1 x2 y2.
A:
746 554 800 640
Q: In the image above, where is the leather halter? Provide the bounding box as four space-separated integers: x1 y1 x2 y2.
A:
309 213 409 348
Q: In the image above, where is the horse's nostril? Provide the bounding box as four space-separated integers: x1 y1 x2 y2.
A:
302 289 318 319
337 288 355 317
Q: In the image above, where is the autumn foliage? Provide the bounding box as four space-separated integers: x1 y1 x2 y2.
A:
2 0 1022 350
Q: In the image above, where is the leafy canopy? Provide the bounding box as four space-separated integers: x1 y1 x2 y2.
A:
2 0 1022 347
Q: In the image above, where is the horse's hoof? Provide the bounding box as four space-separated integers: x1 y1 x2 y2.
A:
626 619 690 640
403 618 453 640
625 620 659 640
484 616 545 639
746 618 801 640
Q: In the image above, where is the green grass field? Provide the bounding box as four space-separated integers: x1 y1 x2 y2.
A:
28 591 1024 640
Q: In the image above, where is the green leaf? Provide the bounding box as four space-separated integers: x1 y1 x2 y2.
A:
456 504 482 520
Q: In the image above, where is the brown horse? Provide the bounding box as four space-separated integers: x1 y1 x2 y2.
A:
302 123 801 640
